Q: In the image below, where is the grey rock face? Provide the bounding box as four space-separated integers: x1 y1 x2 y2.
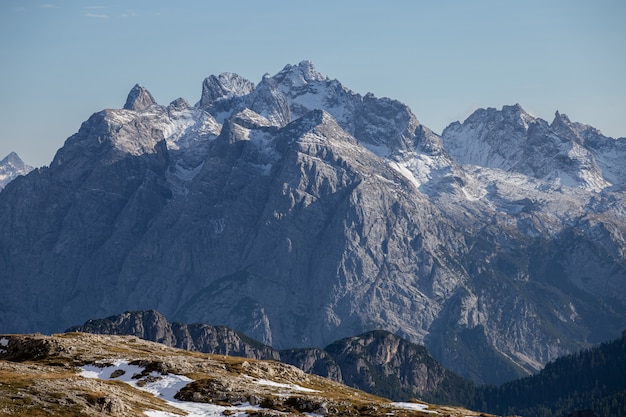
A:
323 330 470 402
68 310 279 360
1 61 625 385
198 72 256 117
124 84 157 111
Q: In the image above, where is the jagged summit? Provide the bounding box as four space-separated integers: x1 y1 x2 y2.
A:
441 103 625 190
553 110 569 124
1 151 22 166
550 110 603 139
198 72 256 112
273 60 328 89
456 104 536 131
168 97 191 111
0 151 33 189
191 61 422 155
123 83 156 111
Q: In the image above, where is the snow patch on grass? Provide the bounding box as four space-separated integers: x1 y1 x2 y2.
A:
80 360 263 417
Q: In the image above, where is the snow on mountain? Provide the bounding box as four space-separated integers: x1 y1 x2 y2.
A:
550 111 626 187
0 152 33 189
196 61 422 158
1 60 625 386
441 104 625 191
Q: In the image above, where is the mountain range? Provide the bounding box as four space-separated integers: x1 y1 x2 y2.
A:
0 60 625 385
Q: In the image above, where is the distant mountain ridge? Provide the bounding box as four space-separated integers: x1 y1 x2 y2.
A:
68 310 470 402
0 152 33 189
441 104 626 191
1 61 625 385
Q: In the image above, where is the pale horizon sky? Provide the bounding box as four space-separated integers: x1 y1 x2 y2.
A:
1 0 625 167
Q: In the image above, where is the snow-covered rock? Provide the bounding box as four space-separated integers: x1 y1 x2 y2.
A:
441 104 626 191
0 152 33 190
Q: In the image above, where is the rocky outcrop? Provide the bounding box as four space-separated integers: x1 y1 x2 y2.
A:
123 84 157 111
324 330 471 403
68 310 279 361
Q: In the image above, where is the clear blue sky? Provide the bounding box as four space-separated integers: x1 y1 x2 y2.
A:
1 0 625 167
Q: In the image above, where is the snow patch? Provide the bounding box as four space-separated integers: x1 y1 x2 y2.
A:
391 402 437 413
291 91 325 110
0 337 8 347
174 162 204 182
79 360 263 417
389 161 422 190
247 376 319 393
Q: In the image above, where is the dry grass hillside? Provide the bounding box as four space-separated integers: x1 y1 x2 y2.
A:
0 332 492 417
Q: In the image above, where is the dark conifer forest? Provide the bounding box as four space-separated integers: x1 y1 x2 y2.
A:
463 331 626 417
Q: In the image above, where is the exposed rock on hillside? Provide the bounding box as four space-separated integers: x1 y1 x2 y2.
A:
0 332 486 417
68 310 474 402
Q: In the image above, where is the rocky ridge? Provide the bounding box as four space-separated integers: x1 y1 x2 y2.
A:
0 61 625 385
68 310 471 402
0 332 486 417
441 104 626 191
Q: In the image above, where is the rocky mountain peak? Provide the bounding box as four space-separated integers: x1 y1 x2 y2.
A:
440 104 626 190
198 72 256 111
1 152 26 168
550 110 605 143
503 103 536 128
273 60 328 89
457 104 534 132
167 97 191 111
0 152 34 189
248 74 291 127
552 110 571 127
123 84 157 111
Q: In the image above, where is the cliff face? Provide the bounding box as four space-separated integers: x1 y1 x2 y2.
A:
323 330 471 403
68 310 279 361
